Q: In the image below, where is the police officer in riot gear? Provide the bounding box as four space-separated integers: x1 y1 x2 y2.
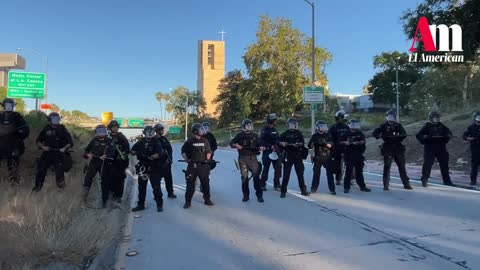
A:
131 126 167 212
231 119 265 202
328 110 350 185
82 125 115 208
463 112 480 186
182 123 214 209
202 122 218 170
416 112 454 187
0 98 29 185
154 123 177 198
107 120 130 202
260 113 282 191
372 110 412 190
340 119 371 193
308 120 336 195
33 112 73 192
278 117 309 197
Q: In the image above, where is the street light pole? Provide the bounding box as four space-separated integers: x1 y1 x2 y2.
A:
304 0 316 135
183 93 189 142
395 57 400 122
16 48 48 111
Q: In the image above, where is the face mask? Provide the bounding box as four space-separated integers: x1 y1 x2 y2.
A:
145 130 155 138
349 122 361 129
431 117 440 123
4 103 13 112
475 116 480 122
50 116 61 125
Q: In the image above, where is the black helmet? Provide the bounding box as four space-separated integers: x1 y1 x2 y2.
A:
335 110 345 121
266 113 277 124
48 112 61 124
191 123 204 135
154 123 165 132
473 111 480 122
315 120 328 132
202 122 211 133
95 124 108 137
428 111 441 123
349 119 361 130
241 119 254 132
108 120 120 129
143 125 155 138
385 110 397 122
287 117 298 130
2 98 15 111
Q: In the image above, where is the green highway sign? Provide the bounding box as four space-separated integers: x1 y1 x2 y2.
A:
311 104 317 110
7 71 45 99
128 118 144 127
114 118 124 126
303 86 324 104
168 126 182 134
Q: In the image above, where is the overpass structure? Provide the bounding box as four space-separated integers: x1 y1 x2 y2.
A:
73 119 175 129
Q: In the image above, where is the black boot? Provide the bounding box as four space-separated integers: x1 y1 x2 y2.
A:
310 187 317 193
280 192 286 198
168 193 177 199
183 201 191 209
360 186 371 192
257 196 264 203
444 182 455 187
344 189 350 193
403 184 413 190
330 191 336 195
157 204 163 212
242 196 249 202
132 204 145 212
421 177 428 187
204 198 214 206
301 189 310 196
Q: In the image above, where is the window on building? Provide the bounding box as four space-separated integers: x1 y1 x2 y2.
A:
207 44 214 67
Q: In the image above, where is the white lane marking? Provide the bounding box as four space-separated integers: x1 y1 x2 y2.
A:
217 148 479 194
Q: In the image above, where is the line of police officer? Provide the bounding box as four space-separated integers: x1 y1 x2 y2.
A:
2 96 480 209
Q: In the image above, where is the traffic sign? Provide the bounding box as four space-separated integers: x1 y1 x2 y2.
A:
128 119 144 127
168 126 182 134
40 103 51 110
303 86 324 103
7 71 45 99
114 118 124 126
311 104 317 110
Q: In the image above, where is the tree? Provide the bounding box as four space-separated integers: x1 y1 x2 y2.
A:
244 15 332 116
50 103 60 112
367 51 423 111
166 86 205 125
155 92 164 121
213 70 252 127
0 87 26 112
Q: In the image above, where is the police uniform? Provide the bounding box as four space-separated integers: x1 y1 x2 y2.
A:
339 130 369 192
328 121 350 184
156 134 176 197
416 122 453 185
308 132 335 193
260 125 282 189
34 124 73 191
463 123 480 185
0 110 29 184
230 131 263 201
109 132 130 200
131 137 166 210
278 129 308 195
83 136 115 204
181 137 213 205
372 122 412 189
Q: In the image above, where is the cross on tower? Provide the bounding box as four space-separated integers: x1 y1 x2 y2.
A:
219 30 227 41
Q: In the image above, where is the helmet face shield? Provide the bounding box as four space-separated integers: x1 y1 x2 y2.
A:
203 125 210 133
431 117 440 123
316 123 328 132
50 116 61 125
475 115 480 122
386 115 396 122
288 122 298 130
96 126 108 137
243 123 254 132
349 121 361 129
3 102 13 112
198 126 207 136
145 129 155 138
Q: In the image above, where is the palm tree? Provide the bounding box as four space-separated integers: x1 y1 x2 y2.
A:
163 93 171 121
155 92 164 121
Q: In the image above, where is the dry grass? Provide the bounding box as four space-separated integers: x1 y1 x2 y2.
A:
0 122 127 269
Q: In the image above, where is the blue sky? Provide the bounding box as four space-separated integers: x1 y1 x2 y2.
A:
1 0 420 118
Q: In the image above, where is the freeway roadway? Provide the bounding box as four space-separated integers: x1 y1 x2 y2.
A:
119 144 479 270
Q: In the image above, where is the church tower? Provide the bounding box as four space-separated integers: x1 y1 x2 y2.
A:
197 40 225 115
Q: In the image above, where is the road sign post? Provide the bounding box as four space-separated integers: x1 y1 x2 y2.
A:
7 71 45 99
303 86 325 134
